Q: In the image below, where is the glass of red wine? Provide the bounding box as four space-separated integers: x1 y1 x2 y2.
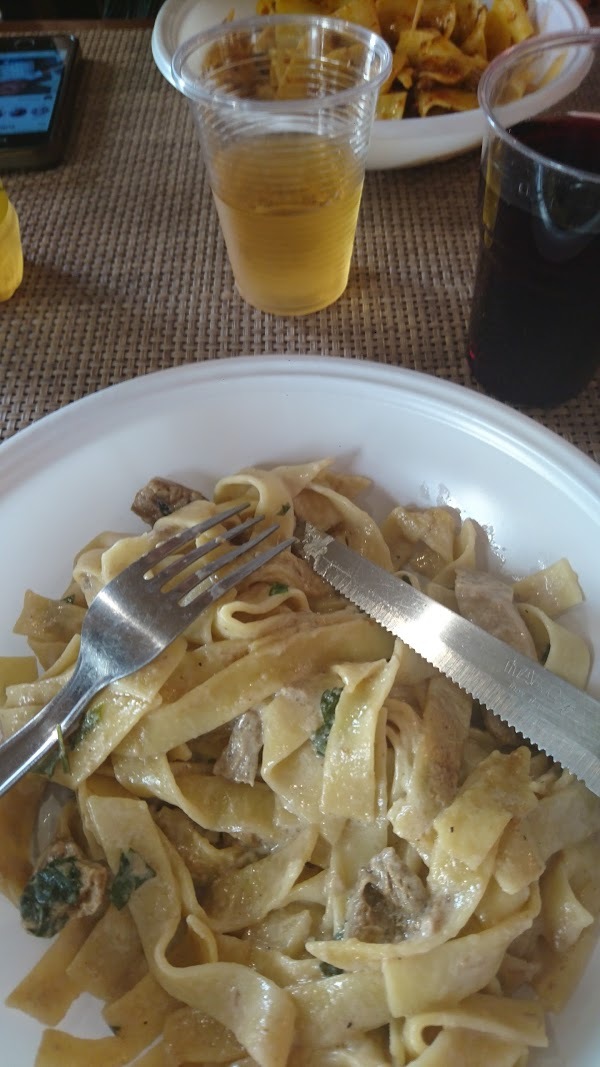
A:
467 29 600 408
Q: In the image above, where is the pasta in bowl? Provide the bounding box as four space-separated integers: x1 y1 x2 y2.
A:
0 459 599 1067
152 0 590 167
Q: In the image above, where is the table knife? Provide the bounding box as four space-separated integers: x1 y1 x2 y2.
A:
298 522 600 797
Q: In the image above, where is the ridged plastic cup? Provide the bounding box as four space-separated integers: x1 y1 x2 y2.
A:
467 29 600 407
0 183 23 302
172 15 391 316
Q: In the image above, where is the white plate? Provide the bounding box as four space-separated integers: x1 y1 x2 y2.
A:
151 0 590 169
0 356 599 1065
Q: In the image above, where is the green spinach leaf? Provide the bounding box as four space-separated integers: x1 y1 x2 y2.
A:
311 686 343 757
110 849 156 910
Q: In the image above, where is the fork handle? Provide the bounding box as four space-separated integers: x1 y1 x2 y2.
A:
0 660 108 797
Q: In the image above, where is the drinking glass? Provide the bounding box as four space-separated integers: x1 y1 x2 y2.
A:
172 15 391 316
467 29 600 407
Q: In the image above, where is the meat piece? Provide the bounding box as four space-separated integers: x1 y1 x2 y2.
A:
131 477 206 525
20 839 109 938
213 709 263 785
454 569 536 658
344 847 428 943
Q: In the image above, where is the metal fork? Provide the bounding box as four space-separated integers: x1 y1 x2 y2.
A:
0 503 294 796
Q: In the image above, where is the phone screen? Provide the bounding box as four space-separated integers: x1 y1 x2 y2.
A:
0 45 67 137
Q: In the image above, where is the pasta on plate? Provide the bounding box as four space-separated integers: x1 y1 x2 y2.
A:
0 459 599 1067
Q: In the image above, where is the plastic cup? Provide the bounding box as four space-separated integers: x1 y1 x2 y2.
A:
466 29 600 407
0 182 22 302
172 15 391 316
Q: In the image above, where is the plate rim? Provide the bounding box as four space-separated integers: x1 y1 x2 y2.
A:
1 356 598 507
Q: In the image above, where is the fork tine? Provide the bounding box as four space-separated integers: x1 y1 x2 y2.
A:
149 512 265 588
178 536 296 615
136 502 249 571
173 522 282 598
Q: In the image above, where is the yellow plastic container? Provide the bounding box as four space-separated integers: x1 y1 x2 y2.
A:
0 182 23 301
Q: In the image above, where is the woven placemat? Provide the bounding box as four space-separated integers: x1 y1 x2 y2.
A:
0 27 598 459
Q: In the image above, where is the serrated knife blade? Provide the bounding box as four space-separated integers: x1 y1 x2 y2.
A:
299 522 600 797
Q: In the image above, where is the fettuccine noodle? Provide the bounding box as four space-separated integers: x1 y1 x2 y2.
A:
0 459 599 1067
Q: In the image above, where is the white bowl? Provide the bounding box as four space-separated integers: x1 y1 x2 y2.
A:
0 357 600 1066
151 0 590 169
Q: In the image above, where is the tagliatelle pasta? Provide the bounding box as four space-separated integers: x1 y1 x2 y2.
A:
255 0 536 118
0 459 599 1067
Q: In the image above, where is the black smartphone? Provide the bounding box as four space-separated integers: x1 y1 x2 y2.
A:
0 34 80 171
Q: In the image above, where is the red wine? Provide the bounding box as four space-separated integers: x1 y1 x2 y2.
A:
467 114 600 407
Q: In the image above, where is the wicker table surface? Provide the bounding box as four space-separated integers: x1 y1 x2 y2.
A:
0 25 598 460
